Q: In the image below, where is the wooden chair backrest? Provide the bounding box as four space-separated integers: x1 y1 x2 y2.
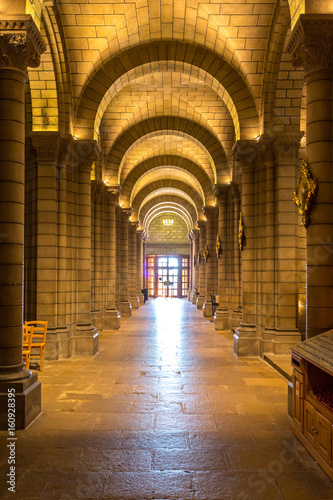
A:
24 321 48 344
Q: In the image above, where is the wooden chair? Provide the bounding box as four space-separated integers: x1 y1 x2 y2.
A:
23 324 33 370
24 321 48 371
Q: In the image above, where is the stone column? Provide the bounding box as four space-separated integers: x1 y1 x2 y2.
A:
0 16 46 429
230 184 242 329
119 209 132 317
203 207 216 317
137 230 145 305
233 141 261 356
213 185 229 330
30 132 71 359
128 222 139 310
288 15 333 338
71 139 100 354
196 220 207 310
190 229 199 304
262 134 303 353
91 183 103 331
142 234 147 289
103 187 121 330
187 233 193 301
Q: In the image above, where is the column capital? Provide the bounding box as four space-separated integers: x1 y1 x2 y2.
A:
69 139 101 172
122 207 133 220
107 185 121 204
288 14 333 72
203 205 217 219
232 140 262 173
213 184 228 203
30 131 60 161
0 16 46 73
273 131 304 161
196 219 207 230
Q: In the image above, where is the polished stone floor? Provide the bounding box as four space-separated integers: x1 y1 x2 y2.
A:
1 298 332 499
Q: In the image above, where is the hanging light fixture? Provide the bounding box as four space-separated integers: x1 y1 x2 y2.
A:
163 219 174 226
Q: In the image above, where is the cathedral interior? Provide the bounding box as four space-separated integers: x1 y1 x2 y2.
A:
0 0 333 498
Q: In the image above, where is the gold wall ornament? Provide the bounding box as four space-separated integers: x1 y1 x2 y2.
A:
216 235 222 258
293 160 318 228
238 212 244 251
203 245 209 263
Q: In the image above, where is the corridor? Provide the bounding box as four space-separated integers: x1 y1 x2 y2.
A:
0 299 332 499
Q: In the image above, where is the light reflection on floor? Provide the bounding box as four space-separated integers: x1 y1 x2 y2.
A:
154 297 183 366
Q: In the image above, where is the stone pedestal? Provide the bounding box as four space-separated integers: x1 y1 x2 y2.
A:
44 325 70 360
71 323 99 356
202 300 213 317
214 308 229 331
0 374 41 430
103 309 121 330
120 301 132 318
196 295 205 310
130 297 140 310
262 328 301 355
234 323 260 357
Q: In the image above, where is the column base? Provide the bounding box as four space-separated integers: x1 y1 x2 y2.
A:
0 373 41 430
191 292 198 305
138 292 145 305
45 325 70 360
187 290 192 301
214 308 229 330
71 323 99 355
130 296 139 310
234 323 260 357
202 300 213 317
196 295 205 310
91 309 103 332
230 309 242 330
120 301 132 318
262 328 301 355
103 309 121 330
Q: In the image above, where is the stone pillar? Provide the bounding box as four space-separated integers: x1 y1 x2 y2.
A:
0 16 46 429
30 132 71 359
71 139 100 354
142 234 147 289
230 184 242 329
213 185 230 330
262 134 303 353
196 220 207 310
103 187 121 329
187 233 193 301
233 141 261 356
128 222 139 310
288 15 333 338
190 229 199 304
91 183 103 331
202 207 216 317
137 230 145 304
119 209 132 317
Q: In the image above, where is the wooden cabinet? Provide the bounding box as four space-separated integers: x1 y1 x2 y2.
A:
291 330 333 481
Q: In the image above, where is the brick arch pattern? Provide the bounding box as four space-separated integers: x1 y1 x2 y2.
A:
107 116 227 185
139 195 198 227
132 180 203 221
143 203 196 232
120 155 214 206
118 131 216 186
146 208 193 234
96 61 238 145
74 41 259 141
130 167 206 208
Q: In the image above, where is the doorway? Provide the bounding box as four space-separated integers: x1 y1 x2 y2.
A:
147 255 189 298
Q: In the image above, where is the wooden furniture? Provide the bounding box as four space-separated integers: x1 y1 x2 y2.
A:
24 321 48 371
291 330 333 481
22 324 33 370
